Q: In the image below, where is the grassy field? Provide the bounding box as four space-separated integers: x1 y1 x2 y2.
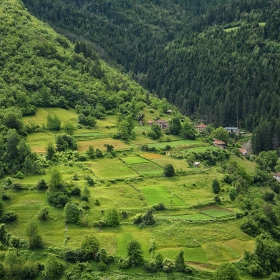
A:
5 110 263 278
140 185 186 207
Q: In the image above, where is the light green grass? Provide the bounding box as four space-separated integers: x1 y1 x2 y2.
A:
87 158 138 179
121 156 149 165
224 26 239 32
157 247 208 263
23 107 78 126
140 185 186 207
202 209 235 218
147 139 203 149
186 146 218 153
131 162 163 176
157 213 214 221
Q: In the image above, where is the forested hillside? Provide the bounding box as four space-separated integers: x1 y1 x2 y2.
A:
22 0 280 153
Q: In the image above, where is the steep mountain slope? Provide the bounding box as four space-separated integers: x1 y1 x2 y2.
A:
22 0 280 153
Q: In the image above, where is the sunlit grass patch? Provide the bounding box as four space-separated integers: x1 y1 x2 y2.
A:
156 213 214 221
140 185 186 207
147 139 203 149
88 158 137 179
141 153 163 159
201 209 235 218
131 162 163 176
121 157 149 165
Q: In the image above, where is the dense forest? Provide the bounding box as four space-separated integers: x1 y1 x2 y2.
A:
22 0 280 153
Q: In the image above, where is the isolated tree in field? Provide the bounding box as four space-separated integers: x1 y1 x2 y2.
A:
81 235 100 260
25 220 43 249
104 209 119 227
212 179 221 194
64 122 76 135
47 114 61 131
64 202 80 223
175 250 186 272
127 239 144 266
215 262 240 280
164 164 175 177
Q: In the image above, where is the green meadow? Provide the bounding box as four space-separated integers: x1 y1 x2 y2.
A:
9 108 264 279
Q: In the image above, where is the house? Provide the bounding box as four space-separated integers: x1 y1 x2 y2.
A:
273 173 280 182
196 123 207 132
238 148 247 156
194 162 200 167
224 127 240 134
166 110 173 114
147 120 169 129
213 139 226 148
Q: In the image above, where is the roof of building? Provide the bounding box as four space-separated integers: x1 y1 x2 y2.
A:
213 140 226 145
238 148 247 154
224 127 238 130
196 123 207 128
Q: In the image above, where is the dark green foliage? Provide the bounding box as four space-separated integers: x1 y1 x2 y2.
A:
212 179 221 194
95 148 103 158
152 202 166 211
263 191 275 202
38 207 49 221
78 113 96 127
47 191 69 208
127 239 144 266
174 250 187 272
42 256 64 280
80 235 100 260
104 209 119 227
256 151 278 171
64 202 80 223
26 220 44 249
142 208 155 226
64 122 76 135
36 179 48 190
181 121 196 140
215 262 240 280
1 212 17 223
169 117 182 135
47 114 61 131
163 164 175 177
55 134 77 151
148 124 162 140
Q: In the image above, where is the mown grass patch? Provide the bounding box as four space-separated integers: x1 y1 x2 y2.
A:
73 131 107 140
121 156 149 165
185 146 218 153
131 162 163 176
201 209 235 218
204 242 240 262
157 247 208 263
156 213 213 221
26 132 55 153
140 185 186 207
151 156 189 172
87 158 137 179
77 138 130 152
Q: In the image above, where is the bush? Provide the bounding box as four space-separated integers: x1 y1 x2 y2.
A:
47 191 69 208
144 258 159 272
64 202 80 223
36 179 48 190
212 179 221 194
162 258 174 273
1 212 17 223
118 258 130 269
38 207 49 221
163 164 175 177
152 203 166 211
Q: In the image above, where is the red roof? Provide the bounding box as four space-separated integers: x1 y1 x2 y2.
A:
213 140 226 145
238 148 247 154
196 123 207 128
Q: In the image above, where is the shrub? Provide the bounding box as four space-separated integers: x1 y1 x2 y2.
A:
144 258 158 272
38 207 49 221
104 209 119 227
163 164 175 177
162 258 174 273
64 202 80 223
1 212 17 223
36 179 48 190
132 214 143 224
81 201 90 209
47 191 69 208
118 258 130 269
152 203 166 211
212 179 221 194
